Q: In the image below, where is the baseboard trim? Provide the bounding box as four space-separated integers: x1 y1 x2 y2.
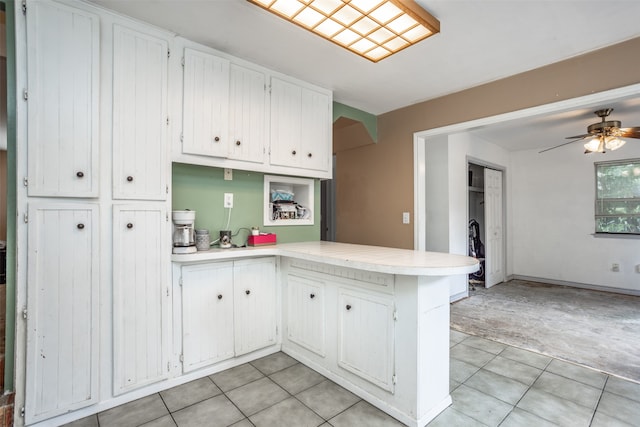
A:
511 275 640 297
450 290 468 303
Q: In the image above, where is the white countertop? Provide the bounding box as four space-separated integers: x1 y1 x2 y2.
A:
172 241 479 276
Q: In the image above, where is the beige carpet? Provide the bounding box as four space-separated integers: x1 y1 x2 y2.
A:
450 279 640 383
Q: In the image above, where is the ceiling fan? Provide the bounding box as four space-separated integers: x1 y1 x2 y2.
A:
539 108 640 153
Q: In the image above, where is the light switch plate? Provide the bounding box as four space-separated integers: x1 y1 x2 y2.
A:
402 212 410 224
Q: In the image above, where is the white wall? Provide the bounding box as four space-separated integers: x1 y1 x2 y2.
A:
425 133 510 300
511 143 640 293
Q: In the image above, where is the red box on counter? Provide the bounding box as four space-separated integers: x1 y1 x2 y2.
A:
248 233 277 246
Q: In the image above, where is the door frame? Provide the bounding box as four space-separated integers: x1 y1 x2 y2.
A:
413 82 640 252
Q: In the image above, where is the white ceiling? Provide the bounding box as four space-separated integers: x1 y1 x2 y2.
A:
89 0 640 151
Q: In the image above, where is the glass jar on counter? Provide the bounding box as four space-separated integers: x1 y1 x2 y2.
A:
195 229 210 251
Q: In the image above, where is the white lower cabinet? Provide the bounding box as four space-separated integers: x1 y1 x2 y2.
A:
181 262 235 372
338 288 395 392
25 204 100 424
286 274 325 357
112 204 170 395
233 258 278 355
179 257 277 372
284 263 396 393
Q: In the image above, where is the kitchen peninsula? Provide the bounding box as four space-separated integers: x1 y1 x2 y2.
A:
172 241 478 427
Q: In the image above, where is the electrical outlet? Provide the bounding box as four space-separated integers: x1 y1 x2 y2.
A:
224 168 233 181
224 193 233 208
611 263 620 272
402 212 410 224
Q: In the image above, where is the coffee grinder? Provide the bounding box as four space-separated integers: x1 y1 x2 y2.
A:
172 210 197 254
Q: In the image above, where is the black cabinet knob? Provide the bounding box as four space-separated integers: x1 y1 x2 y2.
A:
292 150 297 155
76 171 84 178
307 153 312 158
127 223 133 229
245 290 251 295
214 136 220 142
217 294 223 300
346 304 352 311
126 176 133 182
77 223 85 230
236 140 241 146
310 293 315 299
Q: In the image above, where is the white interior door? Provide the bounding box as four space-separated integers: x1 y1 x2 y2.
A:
484 168 504 287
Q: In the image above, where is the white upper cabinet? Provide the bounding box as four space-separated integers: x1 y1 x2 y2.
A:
26 0 99 197
228 64 267 163
270 76 331 173
182 48 230 158
112 204 169 395
174 40 332 179
112 25 168 201
25 204 99 424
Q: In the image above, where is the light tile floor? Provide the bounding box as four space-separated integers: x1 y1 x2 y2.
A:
65 330 640 427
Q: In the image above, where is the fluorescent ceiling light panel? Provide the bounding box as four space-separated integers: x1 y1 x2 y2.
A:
247 0 440 62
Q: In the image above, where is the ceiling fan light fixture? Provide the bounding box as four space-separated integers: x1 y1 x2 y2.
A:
584 137 604 153
247 0 440 62
605 136 626 151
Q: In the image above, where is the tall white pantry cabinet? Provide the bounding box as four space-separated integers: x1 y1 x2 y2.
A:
17 0 171 424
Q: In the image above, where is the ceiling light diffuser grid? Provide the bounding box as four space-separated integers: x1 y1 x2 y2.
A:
248 0 440 62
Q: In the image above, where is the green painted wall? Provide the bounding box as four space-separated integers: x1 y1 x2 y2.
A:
4 0 15 391
172 163 320 246
333 101 378 142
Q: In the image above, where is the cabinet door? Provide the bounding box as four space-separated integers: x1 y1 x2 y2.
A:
182 48 230 157
338 288 395 392
26 1 99 197
269 77 302 169
181 262 235 372
233 258 277 356
25 204 99 424
270 77 331 173
300 88 330 171
228 64 266 163
113 205 169 395
112 25 168 200
287 274 325 356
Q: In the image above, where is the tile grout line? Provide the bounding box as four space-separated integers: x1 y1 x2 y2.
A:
587 376 608 427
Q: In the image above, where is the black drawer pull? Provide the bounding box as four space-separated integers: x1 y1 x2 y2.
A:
217 294 223 300
236 140 241 146
291 150 297 155
127 223 133 229
126 176 134 182
76 171 84 178
346 304 351 311
77 223 85 230
307 153 312 158
310 293 315 299
214 136 220 142
245 290 251 295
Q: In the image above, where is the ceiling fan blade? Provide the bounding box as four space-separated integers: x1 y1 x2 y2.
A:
539 138 585 154
618 127 640 139
564 133 591 140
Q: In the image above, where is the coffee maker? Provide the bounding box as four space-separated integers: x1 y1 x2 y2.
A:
172 210 196 254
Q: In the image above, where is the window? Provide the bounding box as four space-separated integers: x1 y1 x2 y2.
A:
595 159 640 234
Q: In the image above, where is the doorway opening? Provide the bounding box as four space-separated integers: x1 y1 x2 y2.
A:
467 162 504 291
